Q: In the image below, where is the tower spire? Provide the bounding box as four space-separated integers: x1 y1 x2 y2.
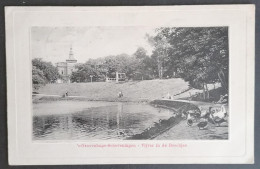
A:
69 45 75 60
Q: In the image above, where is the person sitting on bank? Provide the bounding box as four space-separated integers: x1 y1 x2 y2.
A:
166 92 172 99
118 91 123 98
63 91 69 98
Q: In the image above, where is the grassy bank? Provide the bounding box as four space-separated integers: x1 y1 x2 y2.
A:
36 78 192 102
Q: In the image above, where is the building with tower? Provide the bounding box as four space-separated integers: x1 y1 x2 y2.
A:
56 47 77 83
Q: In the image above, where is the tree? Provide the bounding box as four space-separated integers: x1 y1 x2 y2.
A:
133 47 154 80
133 47 148 60
32 58 61 90
70 63 106 83
146 32 171 79
148 27 229 99
103 54 138 79
70 52 156 82
32 66 46 90
32 58 61 83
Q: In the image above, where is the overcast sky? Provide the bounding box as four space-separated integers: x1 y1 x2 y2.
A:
31 27 156 64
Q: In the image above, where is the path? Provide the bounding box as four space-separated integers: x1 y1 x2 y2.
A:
150 99 228 139
154 120 228 140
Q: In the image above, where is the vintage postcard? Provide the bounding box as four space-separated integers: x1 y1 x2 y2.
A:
6 5 255 164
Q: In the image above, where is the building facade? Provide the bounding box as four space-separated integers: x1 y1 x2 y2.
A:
56 47 77 83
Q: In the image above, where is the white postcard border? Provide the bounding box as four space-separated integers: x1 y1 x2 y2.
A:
5 5 255 165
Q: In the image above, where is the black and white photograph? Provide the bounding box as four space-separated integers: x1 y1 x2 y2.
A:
6 6 254 164
32 26 229 140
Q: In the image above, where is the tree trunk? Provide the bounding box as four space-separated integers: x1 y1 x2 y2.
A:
157 59 161 79
202 83 206 100
218 69 228 92
205 83 209 100
158 62 163 79
160 66 163 79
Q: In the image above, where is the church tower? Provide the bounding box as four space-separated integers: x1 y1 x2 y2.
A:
66 46 77 82
56 46 77 83
66 46 77 63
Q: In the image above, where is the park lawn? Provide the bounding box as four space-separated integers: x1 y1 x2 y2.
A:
37 78 197 102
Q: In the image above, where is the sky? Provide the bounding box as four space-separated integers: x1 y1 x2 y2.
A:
31 27 157 64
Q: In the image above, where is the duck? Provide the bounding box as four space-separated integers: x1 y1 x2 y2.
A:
202 108 215 124
187 109 201 122
187 119 193 126
196 107 212 130
197 117 208 130
213 116 227 126
197 120 208 130
117 130 125 136
186 113 194 126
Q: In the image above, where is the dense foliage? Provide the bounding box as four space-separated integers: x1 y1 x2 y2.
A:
32 58 60 90
70 51 155 83
153 27 229 96
147 27 229 98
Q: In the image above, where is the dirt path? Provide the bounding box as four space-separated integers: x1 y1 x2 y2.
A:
154 120 228 140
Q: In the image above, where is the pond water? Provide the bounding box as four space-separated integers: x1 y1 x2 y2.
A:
33 101 175 140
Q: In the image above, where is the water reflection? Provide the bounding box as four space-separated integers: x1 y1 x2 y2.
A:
33 102 174 140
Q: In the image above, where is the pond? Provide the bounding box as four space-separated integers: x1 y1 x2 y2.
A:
33 101 175 140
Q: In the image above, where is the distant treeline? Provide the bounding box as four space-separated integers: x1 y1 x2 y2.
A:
33 27 229 99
